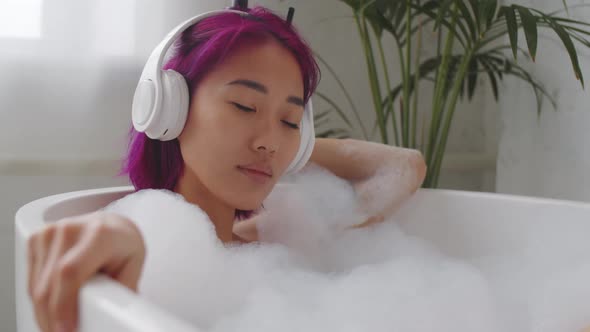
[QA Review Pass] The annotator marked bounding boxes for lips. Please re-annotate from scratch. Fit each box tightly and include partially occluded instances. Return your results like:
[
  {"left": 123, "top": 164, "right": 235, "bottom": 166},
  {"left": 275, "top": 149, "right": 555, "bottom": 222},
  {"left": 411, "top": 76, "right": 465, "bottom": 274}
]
[
  {"left": 237, "top": 163, "right": 273, "bottom": 184},
  {"left": 237, "top": 164, "right": 273, "bottom": 177}
]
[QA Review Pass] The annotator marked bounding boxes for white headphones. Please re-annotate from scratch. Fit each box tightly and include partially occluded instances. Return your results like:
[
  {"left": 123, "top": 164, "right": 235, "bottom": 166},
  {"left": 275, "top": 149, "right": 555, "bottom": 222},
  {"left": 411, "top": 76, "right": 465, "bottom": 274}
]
[{"left": 131, "top": 8, "right": 316, "bottom": 174}]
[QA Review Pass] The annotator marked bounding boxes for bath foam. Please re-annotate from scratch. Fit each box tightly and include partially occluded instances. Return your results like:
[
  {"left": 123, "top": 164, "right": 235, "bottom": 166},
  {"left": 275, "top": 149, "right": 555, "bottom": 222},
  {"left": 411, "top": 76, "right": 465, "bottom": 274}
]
[{"left": 104, "top": 166, "right": 590, "bottom": 332}]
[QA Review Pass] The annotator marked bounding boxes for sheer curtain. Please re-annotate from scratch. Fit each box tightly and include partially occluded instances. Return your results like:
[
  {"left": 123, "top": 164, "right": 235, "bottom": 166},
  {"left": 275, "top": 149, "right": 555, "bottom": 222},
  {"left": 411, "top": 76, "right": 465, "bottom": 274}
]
[{"left": 0, "top": 0, "right": 222, "bottom": 164}]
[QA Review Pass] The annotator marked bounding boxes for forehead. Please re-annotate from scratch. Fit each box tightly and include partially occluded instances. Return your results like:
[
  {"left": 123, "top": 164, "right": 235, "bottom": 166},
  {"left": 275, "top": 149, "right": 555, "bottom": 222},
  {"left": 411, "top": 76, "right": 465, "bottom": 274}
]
[{"left": 203, "top": 38, "right": 304, "bottom": 94}]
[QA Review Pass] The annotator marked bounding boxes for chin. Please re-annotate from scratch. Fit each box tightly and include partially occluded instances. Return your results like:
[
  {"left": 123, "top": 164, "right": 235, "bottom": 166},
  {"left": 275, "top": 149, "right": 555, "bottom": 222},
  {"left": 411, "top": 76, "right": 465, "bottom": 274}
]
[
  {"left": 224, "top": 179, "right": 277, "bottom": 211},
  {"left": 233, "top": 200, "right": 264, "bottom": 212},
  {"left": 230, "top": 191, "right": 271, "bottom": 212}
]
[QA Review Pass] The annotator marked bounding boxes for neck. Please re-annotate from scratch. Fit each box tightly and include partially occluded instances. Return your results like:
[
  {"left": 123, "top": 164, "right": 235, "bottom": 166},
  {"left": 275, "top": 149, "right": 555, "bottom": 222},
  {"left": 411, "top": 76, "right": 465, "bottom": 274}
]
[{"left": 173, "top": 168, "right": 236, "bottom": 243}]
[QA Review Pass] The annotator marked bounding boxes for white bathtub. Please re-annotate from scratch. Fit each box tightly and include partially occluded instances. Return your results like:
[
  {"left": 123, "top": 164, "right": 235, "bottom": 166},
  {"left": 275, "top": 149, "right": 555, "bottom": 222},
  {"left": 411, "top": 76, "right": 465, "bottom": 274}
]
[{"left": 14, "top": 186, "right": 590, "bottom": 331}]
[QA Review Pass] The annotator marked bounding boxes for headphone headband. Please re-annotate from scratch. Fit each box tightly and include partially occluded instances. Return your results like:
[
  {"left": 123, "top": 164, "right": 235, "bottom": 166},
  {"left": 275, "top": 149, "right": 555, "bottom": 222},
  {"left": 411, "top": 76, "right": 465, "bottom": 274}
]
[{"left": 134, "top": 9, "right": 249, "bottom": 130}]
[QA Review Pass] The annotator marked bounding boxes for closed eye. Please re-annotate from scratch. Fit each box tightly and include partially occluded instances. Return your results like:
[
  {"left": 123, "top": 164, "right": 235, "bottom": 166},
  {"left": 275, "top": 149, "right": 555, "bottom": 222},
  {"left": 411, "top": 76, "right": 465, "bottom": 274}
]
[
  {"left": 282, "top": 120, "right": 299, "bottom": 129},
  {"left": 230, "top": 101, "right": 299, "bottom": 129},
  {"left": 230, "top": 102, "right": 255, "bottom": 113}
]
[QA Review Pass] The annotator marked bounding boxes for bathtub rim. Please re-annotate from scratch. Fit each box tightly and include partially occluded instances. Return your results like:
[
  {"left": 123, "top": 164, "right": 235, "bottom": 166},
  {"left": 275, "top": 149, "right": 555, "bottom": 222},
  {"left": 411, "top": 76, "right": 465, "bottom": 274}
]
[
  {"left": 14, "top": 185, "right": 201, "bottom": 332},
  {"left": 15, "top": 185, "right": 590, "bottom": 331}
]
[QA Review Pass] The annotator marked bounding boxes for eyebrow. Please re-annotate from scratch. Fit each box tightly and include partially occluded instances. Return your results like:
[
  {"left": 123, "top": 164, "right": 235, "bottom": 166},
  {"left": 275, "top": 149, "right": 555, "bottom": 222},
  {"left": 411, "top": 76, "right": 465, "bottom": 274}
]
[{"left": 227, "top": 79, "right": 305, "bottom": 108}]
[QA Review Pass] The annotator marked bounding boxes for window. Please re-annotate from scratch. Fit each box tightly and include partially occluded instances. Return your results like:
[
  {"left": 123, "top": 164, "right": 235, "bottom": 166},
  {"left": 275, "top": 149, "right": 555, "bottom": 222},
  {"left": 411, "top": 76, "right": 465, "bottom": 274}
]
[{"left": 0, "top": 0, "right": 43, "bottom": 39}]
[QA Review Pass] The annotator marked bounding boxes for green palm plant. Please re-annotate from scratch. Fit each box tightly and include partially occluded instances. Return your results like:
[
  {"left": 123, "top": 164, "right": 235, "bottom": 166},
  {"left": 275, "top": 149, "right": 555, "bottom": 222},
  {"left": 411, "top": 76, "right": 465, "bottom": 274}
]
[
  {"left": 325, "top": 0, "right": 590, "bottom": 188},
  {"left": 314, "top": 108, "right": 351, "bottom": 138}
]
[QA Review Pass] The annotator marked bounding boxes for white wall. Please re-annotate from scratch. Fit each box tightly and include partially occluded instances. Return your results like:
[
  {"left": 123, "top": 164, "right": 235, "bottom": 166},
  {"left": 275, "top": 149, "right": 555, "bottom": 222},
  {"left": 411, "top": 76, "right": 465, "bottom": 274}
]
[
  {"left": 0, "top": 0, "right": 495, "bottom": 330},
  {"left": 496, "top": 0, "right": 590, "bottom": 201}
]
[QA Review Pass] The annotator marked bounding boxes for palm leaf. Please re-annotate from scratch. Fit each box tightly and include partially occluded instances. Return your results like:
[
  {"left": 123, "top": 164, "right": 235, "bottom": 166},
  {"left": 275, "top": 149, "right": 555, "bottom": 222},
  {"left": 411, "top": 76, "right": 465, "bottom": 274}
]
[
  {"left": 467, "top": 57, "right": 479, "bottom": 99},
  {"left": 512, "top": 6, "right": 587, "bottom": 87},
  {"left": 501, "top": 6, "right": 518, "bottom": 59},
  {"left": 413, "top": 1, "right": 469, "bottom": 48},
  {"left": 549, "top": 19, "right": 585, "bottom": 87},
  {"left": 314, "top": 52, "right": 368, "bottom": 138},
  {"left": 314, "top": 91, "right": 353, "bottom": 128},
  {"left": 562, "top": 0, "right": 569, "bottom": 16},
  {"left": 515, "top": 6, "right": 538, "bottom": 61},
  {"left": 467, "top": 0, "right": 482, "bottom": 36},
  {"left": 454, "top": 0, "right": 477, "bottom": 41},
  {"left": 479, "top": 59, "right": 499, "bottom": 100},
  {"left": 314, "top": 109, "right": 351, "bottom": 139},
  {"left": 381, "top": 57, "right": 440, "bottom": 120},
  {"left": 483, "top": 0, "right": 498, "bottom": 31}
]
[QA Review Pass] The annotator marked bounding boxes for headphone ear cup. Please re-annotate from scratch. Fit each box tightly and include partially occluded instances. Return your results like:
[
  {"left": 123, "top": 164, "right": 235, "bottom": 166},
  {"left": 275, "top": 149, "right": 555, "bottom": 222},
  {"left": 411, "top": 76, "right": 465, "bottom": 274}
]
[
  {"left": 284, "top": 100, "right": 316, "bottom": 174},
  {"left": 156, "top": 70, "right": 189, "bottom": 141},
  {"left": 132, "top": 79, "right": 156, "bottom": 133}
]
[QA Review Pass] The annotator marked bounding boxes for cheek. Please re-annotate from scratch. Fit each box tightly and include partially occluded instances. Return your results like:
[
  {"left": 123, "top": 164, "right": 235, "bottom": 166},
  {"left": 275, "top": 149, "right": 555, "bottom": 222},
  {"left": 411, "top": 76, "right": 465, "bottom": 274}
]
[
  {"left": 279, "top": 132, "right": 302, "bottom": 169},
  {"left": 180, "top": 109, "right": 231, "bottom": 170}
]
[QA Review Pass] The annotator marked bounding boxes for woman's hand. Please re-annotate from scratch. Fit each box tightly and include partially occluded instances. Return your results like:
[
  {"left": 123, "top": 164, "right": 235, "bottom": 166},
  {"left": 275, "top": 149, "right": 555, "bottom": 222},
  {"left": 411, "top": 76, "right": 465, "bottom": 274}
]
[
  {"left": 352, "top": 148, "right": 427, "bottom": 227},
  {"left": 309, "top": 138, "right": 426, "bottom": 229},
  {"left": 27, "top": 211, "right": 146, "bottom": 332}
]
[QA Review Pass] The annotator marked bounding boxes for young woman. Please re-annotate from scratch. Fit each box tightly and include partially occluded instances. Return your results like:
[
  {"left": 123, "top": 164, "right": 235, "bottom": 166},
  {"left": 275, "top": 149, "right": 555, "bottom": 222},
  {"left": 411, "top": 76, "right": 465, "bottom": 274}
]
[{"left": 27, "top": 6, "right": 426, "bottom": 332}]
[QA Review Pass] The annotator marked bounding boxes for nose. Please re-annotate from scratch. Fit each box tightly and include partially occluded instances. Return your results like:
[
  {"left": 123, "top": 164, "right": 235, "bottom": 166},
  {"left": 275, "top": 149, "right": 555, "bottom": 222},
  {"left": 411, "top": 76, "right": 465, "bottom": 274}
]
[
  {"left": 256, "top": 145, "right": 275, "bottom": 155},
  {"left": 251, "top": 119, "right": 279, "bottom": 156}
]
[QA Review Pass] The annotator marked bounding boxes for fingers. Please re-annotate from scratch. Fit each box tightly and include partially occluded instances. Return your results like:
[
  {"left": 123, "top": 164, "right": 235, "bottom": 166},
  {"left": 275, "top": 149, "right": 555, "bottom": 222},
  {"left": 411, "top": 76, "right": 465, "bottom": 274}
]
[
  {"left": 49, "top": 262, "right": 80, "bottom": 332},
  {"left": 48, "top": 218, "right": 145, "bottom": 328},
  {"left": 46, "top": 223, "right": 94, "bottom": 332},
  {"left": 28, "top": 228, "right": 55, "bottom": 332},
  {"left": 27, "top": 234, "right": 38, "bottom": 299},
  {"left": 87, "top": 219, "right": 145, "bottom": 291},
  {"left": 28, "top": 219, "right": 95, "bottom": 332},
  {"left": 27, "top": 212, "right": 145, "bottom": 332},
  {"left": 38, "top": 222, "right": 83, "bottom": 332},
  {"left": 106, "top": 254, "right": 144, "bottom": 292},
  {"left": 350, "top": 214, "right": 385, "bottom": 229},
  {"left": 46, "top": 220, "right": 116, "bottom": 332}
]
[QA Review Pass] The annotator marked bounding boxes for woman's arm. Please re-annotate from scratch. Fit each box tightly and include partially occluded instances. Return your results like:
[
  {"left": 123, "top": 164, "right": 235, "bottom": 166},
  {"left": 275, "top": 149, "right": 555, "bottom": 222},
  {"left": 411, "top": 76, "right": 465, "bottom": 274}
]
[
  {"left": 309, "top": 138, "right": 427, "bottom": 226},
  {"left": 233, "top": 138, "right": 427, "bottom": 241},
  {"left": 309, "top": 138, "right": 426, "bottom": 183}
]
